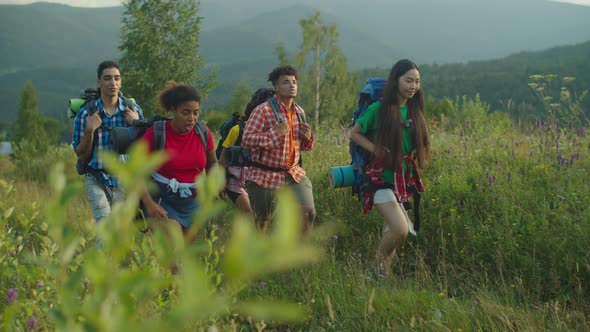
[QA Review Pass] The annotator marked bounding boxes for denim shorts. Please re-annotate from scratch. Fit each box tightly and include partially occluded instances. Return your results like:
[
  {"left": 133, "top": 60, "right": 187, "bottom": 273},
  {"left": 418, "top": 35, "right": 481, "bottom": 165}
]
[{"left": 143, "top": 180, "right": 199, "bottom": 229}]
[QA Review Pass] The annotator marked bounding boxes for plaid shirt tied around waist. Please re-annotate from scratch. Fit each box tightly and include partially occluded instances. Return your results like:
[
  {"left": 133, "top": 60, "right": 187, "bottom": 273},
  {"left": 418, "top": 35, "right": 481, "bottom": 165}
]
[{"left": 363, "top": 155, "right": 424, "bottom": 214}]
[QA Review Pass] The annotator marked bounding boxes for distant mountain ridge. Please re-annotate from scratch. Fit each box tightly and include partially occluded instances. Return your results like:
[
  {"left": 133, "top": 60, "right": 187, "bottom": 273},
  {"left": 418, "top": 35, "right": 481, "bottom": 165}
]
[{"left": 0, "top": 0, "right": 589, "bottom": 124}]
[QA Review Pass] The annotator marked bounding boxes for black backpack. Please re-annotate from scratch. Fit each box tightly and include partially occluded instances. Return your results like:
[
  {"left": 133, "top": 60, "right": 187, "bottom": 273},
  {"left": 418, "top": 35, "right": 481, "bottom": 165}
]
[
  {"left": 110, "top": 117, "right": 209, "bottom": 154},
  {"left": 215, "top": 112, "right": 243, "bottom": 159},
  {"left": 223, "top": 88, "right": 306, "bottom": 169}
]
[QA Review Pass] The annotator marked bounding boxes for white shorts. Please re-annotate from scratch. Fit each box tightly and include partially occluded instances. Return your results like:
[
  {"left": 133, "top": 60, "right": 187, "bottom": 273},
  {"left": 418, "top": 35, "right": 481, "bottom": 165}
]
[{"left": 373, "top": 188, "right": 397, "bottom": 204}]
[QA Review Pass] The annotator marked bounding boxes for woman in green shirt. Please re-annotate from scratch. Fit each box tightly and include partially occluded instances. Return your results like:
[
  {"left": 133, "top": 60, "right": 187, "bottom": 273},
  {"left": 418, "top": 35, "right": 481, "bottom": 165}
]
[{"left": 350, "top": 59, "right": 431, "bottom": 277}]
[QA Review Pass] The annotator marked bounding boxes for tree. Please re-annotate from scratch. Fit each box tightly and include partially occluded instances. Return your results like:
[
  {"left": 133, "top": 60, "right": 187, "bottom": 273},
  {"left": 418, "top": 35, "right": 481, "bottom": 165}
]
[
  {"left": 13, "top": 81, "right": 50, "bottom": 149},
  {"left": 294, "top": 12, "right": 356, "bottom": 128},
  {"left": 319, "top": 48, "right": 358, "bottom": 126},
  {"left": 119, "top": 0, "right": 217, "bottom": 115},
  {"left": 274, "top": 40, "right": 290, "bottom": 66},
  {"left": 225, "top": 80, "right": 253, "bottom": 116}
]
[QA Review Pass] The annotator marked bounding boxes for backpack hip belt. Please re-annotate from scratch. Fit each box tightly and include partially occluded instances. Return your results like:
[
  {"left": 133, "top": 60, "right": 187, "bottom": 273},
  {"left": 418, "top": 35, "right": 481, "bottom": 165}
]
[{"left": 250, "top": 161, "right": 294, "bottom": 173}]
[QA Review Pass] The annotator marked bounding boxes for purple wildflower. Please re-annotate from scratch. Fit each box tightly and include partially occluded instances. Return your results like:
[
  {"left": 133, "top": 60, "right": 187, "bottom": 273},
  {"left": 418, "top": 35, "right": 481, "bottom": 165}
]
[
  {"left": 546, "top": 118, "right": 554, "bottom": 128},
  {"left": 578, "top": 128, "right": 585, "bottom": 137},
  {"left": 259, "top": 281, "right": 266, "bottom": 289},
  {"left": 7, "top": 288, "right": 17, "bottom": 305},
  {"left": 26, "top": 316, "right": 39, "bottom": 331},
  {"left": 35, "top": 282, "right": 43, "bottom": 288},
  {"left": 464, "top": 120, "right": 471, "bottom": 128}
]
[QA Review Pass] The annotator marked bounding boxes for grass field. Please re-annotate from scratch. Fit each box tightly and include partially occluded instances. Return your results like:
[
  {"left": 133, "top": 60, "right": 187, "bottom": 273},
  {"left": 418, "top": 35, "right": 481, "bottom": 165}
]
[{"left": 1, "top": 101, "right": 589, "bottom": 331}]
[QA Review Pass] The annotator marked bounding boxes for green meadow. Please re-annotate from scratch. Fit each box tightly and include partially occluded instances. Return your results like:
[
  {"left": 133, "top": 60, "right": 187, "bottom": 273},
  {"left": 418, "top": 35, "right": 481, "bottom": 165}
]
[{"left": 1, "top": 96, "right": 589, "bottom": 331}]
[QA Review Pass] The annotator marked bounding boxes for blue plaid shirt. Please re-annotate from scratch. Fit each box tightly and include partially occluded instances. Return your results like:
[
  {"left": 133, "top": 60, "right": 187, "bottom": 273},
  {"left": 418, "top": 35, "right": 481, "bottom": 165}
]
[{"left": 72, "top": 97, "right": 144, "bottom": 187}]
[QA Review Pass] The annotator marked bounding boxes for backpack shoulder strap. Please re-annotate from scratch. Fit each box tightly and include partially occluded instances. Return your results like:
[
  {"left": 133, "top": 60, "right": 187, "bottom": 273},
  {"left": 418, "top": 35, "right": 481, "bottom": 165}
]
[
  {"left": 86, "top": 99, "right": 99, "bottom": 117},
  {"left": 122, "top": 96, "right": 136, "bottom": 112},
  {"left": 194, "top": 121, "right": 209, "bottom": 152},
  {"left": 153, "top": 120, "right": 166, "bottom": 151},
  {"left": 294, "top": 103, "right": 306, "bottom": 124},
  {"left": 267, "top": 96, "right": 284, "bottom": 122}
]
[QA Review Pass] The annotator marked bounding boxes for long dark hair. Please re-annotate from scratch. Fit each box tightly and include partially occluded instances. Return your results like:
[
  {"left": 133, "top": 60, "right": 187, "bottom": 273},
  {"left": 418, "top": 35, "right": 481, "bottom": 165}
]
[{"left": 377, "top": 59, "right": 430, "bottom": 169}]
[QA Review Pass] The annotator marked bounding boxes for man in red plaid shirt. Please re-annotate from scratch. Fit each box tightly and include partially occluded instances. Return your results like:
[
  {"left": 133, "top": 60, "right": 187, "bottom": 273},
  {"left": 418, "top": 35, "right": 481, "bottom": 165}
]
[{"left": 242, "top": 65, "right": 315, "bottom": 232}]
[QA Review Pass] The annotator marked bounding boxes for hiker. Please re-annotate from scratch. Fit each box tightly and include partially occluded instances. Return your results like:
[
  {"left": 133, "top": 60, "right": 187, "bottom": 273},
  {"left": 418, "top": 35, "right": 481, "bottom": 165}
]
[
  {"left": 139, "top": 81, "right": 217, "bottom": 242},
  {"left": 218, "top": 110, "right": 252, "bottom": 214},
  {"left": 349, "top": 59, "right": 431, "bottom": 277},
  {"left": 72, "top": 60, "right": 143, "bottom": 245},
  {"left": 241, "top": 65, "right": 315, "bottom": 232}
]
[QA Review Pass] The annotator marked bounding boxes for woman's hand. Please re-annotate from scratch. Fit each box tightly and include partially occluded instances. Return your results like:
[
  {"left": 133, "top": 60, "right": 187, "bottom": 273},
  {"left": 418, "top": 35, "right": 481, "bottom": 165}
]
[
  {"left": 372, "top": 145, "right": 390, "bottom": 160},
  {"left": 142, "top": 197, "right": 168, "bottom": 220}
]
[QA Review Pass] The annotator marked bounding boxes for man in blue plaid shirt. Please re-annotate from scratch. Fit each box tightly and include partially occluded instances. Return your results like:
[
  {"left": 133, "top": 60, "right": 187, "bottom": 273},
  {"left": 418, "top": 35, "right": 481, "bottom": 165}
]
[{"left": 72, "top": 60, "right": 144, "bottom": 244}]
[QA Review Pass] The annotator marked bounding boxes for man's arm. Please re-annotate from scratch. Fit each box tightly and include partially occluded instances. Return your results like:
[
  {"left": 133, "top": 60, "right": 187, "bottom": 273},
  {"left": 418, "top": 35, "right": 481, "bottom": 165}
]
[
  {"left": 73, "top": 108, "right": 101, "bottom": 161},
  {"left": 205, "top": 128, "right": 218, "bottom": 171},
  {"left": 123, "top": 102, "right": 144, "bottom": 125},
  {"left": 241, "top": 104, "right": 286, "bottom": 150},
  {"left": 299, "top": 122, "right": 314, "bottom": 151}
]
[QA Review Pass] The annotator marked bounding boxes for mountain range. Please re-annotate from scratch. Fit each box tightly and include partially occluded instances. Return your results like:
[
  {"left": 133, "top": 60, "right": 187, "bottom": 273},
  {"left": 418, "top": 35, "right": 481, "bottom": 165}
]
[{"left": 0, "top": 0, "right": 589, "bottom": 123}]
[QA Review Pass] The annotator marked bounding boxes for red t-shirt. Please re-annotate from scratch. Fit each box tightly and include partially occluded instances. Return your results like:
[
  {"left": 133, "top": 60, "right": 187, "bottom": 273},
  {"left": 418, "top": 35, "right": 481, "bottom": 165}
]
[{"left": 141, "top": 121, "right": 214, "bottom": 183}]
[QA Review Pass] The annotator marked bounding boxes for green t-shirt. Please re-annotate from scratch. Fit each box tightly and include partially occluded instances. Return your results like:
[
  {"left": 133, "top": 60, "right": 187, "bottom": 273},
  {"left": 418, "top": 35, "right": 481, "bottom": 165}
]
[{"left": 356, "top": 101, "right": 412, "bottom": 184}]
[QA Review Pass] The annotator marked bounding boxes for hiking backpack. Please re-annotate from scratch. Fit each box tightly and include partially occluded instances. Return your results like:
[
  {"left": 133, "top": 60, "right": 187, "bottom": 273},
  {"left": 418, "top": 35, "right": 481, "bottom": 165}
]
[
  {"left": 223, "top": 88, "right": 306, "bottom": 169},
  {"left": 348, "top": 78, "right": 423, "bottom": 231},
  {"left": 349, "top": 78, "right": 387, "bottom": 201},
  {"left": 215, "top": 112, "right": 243, "bottom": 159},
  {"left": 68, "top": 88, "right": 136, "bottom": 119}
]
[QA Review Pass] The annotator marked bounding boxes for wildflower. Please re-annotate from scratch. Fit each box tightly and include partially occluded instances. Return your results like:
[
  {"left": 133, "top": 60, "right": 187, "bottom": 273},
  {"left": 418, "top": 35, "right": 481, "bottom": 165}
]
[
  {"left": 35, "top": 282, "right": 43, "bottom": 288},
  {"left": 7, "top": 288, "right": 17, "bottom": 305},
  {"left": 27, "top": 316, "right": 39, "bottom": 331},
  {"left": 259, "top": 281, "right": 266, "bottom": 289}
]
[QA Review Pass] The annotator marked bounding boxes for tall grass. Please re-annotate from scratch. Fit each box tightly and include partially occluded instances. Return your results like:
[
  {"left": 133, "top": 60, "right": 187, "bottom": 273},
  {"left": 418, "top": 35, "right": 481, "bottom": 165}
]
[{"left": 1, "top": 96, "right": 589, "bottom": 330}]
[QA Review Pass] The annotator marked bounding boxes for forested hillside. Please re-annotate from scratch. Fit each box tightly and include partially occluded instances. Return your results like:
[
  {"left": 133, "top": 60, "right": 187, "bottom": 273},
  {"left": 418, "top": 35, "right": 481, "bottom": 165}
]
[
  {"left": 0, "top": 1, "right": 589, "bottom": 129},
  {"left": 360, "top": 41, "right": 590, "bottom": 121}
]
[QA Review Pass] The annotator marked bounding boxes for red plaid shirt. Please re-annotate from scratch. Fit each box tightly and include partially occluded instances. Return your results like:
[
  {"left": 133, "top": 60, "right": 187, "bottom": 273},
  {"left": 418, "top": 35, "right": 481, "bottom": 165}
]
[{"left": 242, "top": 98, "right": 314, "bottom": 189}]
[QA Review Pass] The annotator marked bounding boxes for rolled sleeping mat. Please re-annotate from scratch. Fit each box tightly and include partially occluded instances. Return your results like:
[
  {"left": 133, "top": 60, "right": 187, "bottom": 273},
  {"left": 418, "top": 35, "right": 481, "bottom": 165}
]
[
  {"left": 68, "top": 99, "right": 86, "bottom": 118},
  {"left": 329, "top": 165, "right": 355, "bottom": 188}
]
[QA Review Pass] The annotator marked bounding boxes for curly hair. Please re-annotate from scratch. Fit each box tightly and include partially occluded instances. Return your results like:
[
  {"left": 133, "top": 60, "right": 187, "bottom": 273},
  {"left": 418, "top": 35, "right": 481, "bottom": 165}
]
[
  {"left": 158, "top": 81, "right": 201, "bottom": 111},
  {"left": 267, "top": 65, "right": 298, "bottom": 86}
]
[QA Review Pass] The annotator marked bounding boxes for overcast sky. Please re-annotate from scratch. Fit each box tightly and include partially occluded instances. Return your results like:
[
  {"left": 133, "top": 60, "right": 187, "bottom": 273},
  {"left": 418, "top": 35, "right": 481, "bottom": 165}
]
[{"left": 1, "top": 0, "right": 590, "bottom": 6}]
